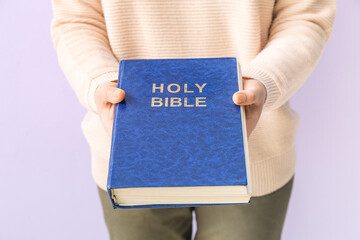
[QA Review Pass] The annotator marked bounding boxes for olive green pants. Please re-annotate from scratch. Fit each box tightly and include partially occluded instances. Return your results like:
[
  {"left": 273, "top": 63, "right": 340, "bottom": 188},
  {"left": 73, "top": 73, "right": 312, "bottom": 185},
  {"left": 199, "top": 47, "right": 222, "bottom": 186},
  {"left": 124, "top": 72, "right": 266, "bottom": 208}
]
[{"left": 97, "top": 175, "right": 294, "bottom": 240}]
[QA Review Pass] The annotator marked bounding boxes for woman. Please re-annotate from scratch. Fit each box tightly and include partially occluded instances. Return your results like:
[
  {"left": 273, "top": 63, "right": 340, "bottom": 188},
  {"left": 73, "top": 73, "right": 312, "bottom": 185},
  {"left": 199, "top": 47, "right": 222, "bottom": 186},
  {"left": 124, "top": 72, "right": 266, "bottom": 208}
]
[{"left": 50, "top": 0, "right": 336, "bottom": 239}]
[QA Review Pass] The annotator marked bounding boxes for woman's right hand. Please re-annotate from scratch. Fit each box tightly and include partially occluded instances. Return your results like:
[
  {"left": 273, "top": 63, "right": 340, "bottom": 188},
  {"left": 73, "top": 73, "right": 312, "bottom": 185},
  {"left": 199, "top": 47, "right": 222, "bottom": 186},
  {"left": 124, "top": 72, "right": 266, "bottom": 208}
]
[{"left": 94, "top": 81, "right": 126, "bottom": 137}]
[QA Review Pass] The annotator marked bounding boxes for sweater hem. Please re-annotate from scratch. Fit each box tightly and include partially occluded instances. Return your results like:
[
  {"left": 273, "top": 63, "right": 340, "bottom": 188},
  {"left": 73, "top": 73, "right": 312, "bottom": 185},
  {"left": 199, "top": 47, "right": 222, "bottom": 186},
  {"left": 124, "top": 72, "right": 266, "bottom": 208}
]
[{"left": 91, "top": 146, "right": 297, "bottom": 198}]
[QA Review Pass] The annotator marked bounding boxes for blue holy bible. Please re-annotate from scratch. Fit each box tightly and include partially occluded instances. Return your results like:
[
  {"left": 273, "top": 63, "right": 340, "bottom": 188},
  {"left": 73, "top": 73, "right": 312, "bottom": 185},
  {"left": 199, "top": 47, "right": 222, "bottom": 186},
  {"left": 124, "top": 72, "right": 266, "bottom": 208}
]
[{"left": 107, "top": 57, "right": 251, "bottom": 209}]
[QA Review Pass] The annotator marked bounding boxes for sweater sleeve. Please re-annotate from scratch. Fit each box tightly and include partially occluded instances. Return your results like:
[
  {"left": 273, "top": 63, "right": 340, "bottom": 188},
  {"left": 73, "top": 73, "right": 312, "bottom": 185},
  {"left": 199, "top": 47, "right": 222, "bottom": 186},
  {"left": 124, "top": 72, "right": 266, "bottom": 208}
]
[
  {"left": 242, "top": 0, "right": 336, "bottom": 111},
  {"left": 50, "top": 0, "right": 119, "bottom": 113}
]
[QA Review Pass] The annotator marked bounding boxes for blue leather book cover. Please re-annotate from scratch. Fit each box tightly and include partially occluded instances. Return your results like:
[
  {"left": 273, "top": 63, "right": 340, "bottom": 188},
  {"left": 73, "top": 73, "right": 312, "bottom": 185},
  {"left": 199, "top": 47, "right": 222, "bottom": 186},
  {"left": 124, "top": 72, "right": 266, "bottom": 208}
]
[{"left": 107, "top": 57, "right": 251, "bottom": 209}]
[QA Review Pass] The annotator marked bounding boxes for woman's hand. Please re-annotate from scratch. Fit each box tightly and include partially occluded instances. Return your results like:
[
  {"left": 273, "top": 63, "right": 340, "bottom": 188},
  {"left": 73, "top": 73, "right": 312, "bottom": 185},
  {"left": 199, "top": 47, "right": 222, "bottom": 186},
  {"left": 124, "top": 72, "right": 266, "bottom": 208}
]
[
  {"left": 232, "top": 78, "right": 267, "bottom": 138},
  {"left": 94, "top": 81, "right": 125, "bottom": 137}
]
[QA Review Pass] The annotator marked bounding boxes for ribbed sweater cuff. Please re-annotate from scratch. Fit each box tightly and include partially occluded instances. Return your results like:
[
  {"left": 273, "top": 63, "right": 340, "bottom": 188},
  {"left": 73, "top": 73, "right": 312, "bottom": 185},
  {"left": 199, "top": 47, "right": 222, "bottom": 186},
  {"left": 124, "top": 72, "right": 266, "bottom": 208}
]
[
  {"left": 88, "top": 72, "right": 119, "bottom": 113},
  {"left": 242, "top": 64, "right": 281, "bottom": 111}
]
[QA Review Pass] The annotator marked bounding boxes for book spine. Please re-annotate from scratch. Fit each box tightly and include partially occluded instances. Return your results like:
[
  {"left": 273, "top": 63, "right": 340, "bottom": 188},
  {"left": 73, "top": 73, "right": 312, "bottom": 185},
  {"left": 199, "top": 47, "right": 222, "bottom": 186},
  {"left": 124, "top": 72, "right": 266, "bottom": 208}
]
[{"left": 107, "top": 60, "right": 126, "bottom": 209}]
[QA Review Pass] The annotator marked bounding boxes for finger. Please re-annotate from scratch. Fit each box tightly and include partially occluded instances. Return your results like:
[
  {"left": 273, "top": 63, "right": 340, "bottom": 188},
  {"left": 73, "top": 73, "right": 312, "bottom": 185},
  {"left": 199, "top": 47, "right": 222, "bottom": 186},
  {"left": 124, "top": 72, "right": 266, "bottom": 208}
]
[
  {"left": 104, "top": 86, "right": 126, "bottom": 104},
  {"left": 232, "top": 89, "right": 257, "bottom": 106},
  {"left": 99, "top": 108, "right": 115, "bottom": 137},
  {"left": 99, "top": 112, "right": 114, "bottom": 137},
  {"left": 244, "top": 105, "right": 262, "bottom": 138}
]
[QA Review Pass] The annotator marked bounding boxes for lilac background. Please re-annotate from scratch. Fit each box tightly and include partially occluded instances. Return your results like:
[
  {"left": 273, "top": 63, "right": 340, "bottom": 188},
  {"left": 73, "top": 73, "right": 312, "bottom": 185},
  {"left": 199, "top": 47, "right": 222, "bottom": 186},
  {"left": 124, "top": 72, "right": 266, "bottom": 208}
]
[{"left": 0, "top": 1, "right": 359, "bottom": 239}]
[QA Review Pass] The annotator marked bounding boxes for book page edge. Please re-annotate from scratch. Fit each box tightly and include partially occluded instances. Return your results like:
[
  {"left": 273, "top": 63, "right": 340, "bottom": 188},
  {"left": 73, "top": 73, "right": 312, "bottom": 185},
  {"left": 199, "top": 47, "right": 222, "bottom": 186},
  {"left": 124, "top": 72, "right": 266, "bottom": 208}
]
[{"left": 236, "top": 58, "right": 252, "bottom": 196}]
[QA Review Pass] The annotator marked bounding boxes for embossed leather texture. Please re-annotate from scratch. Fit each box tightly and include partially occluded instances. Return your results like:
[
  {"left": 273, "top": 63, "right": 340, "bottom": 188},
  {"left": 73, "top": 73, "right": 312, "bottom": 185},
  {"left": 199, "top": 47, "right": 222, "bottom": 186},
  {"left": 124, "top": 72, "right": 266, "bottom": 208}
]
[{"left": 107, "top": 57, "right": 248, "bottom": 208}]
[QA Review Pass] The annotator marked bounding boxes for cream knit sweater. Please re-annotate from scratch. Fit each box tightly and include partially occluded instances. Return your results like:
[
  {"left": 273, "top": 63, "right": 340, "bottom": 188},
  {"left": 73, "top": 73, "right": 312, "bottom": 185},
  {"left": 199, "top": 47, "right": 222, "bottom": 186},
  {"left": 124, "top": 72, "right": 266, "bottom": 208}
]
[{"left": 50, "top": 0, "right": 336, "bottom": 196}]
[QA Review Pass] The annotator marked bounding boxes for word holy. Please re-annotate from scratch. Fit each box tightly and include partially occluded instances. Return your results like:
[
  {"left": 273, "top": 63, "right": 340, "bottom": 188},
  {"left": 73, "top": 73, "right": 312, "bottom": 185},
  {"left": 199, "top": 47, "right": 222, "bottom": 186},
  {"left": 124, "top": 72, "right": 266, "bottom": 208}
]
[{"left": 151, "top": 83, "right": 207, "bottom": 107}]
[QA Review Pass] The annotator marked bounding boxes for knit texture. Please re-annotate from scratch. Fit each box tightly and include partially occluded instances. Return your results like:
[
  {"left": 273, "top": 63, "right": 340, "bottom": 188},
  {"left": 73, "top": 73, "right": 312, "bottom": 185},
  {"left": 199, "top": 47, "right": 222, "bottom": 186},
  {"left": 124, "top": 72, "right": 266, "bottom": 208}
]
[{"left": 51, "top": 0, "right": 336, "bottom": 196}]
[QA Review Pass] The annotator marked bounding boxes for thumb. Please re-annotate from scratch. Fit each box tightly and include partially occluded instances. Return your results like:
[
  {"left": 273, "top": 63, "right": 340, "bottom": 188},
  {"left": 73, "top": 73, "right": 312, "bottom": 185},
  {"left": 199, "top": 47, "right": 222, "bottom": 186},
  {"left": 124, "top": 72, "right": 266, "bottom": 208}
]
[
  {"left": 232, "top": 90, "right": 257, "bottom": 106},
  {"left": 104, "top": 86, "right": 126, "bottom": 104}
]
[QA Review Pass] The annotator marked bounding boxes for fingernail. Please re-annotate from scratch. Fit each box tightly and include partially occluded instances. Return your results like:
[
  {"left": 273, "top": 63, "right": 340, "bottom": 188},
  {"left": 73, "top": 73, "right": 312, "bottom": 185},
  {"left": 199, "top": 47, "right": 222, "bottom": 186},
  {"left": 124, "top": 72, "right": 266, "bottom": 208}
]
[
  {"left": 114, "top": 89, "right": 121, "bottom": 98},
  {"left": 237, "top": 93, "right": 245, "bottom": 103}
]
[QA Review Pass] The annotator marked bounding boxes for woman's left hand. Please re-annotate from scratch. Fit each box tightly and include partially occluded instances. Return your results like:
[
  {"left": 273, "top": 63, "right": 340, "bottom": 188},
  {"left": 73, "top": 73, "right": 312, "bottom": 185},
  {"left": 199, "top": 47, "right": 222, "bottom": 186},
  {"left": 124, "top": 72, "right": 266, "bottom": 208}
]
[{"left": 232, "top": 78, "right": 267, "bottom": 138}]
